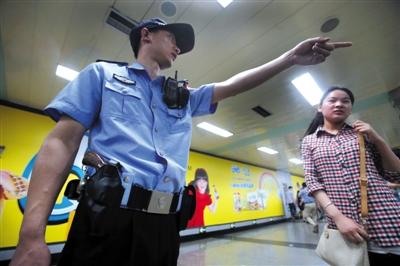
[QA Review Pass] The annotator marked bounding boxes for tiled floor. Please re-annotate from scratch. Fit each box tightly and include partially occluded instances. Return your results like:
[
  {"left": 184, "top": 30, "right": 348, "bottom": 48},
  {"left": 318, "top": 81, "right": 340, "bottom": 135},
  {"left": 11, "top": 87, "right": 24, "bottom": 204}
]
[{"left": 178, "top": 221, "right": 328, "bottom": 266}]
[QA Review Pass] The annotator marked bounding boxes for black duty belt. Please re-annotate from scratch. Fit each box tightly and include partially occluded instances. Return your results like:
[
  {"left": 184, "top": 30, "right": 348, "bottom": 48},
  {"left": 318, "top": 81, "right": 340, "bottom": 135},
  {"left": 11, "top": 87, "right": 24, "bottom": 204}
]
[{"left": 125, "top": 185, "right": 180, "bottom": 214}]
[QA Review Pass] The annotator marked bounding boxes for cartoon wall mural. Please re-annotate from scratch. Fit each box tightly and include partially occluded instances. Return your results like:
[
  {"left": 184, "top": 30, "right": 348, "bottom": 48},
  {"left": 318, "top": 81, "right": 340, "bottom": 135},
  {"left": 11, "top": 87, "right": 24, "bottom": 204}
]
[{"left": 0, "top": 171, "right": 29, "bottom": 216}]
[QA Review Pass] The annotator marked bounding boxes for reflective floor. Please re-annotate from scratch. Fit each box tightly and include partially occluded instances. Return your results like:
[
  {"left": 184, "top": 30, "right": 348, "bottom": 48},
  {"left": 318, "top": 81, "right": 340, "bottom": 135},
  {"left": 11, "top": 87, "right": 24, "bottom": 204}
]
[{"left": 178, "top": 221, "right": 328, "bottom": 266}]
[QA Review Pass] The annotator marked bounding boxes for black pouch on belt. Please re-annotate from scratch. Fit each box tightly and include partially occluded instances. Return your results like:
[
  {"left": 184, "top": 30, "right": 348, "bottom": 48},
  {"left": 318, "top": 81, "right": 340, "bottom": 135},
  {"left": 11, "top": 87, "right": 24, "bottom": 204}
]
[
  {"left": 178, "top": 185, "right": 196, "bottom": 231},
  {"left": 81, "top": 164, "right": 124, "bottom": 236}
]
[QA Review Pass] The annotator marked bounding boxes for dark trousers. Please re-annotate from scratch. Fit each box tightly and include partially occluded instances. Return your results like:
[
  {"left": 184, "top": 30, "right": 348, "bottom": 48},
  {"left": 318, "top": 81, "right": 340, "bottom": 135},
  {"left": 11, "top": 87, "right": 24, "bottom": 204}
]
[
  {"left": 288, "top": 203, "right": 296, "bottom": 218},
  {"left": 58, "top": 202, "right": 180, "bottom": 266},
  {"left": 368, "top": 251, "right": 400, "bottom": 266}
]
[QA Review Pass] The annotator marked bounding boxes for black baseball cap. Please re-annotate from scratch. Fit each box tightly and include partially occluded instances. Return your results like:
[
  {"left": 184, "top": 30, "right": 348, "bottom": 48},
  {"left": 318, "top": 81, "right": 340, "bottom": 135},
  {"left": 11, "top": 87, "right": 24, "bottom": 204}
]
[{"left": 130, "top": 18, "right": 195, "bottom": 55}]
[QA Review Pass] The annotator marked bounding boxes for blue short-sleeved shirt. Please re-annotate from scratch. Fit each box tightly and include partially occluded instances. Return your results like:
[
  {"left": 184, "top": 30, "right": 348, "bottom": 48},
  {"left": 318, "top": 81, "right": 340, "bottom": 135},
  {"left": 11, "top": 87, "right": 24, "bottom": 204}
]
[
  {"left": 299, "top": 188, "right": 315, "bottom": 204},
  {"left": 45, "top": 62, "right": 217, "bottom": 206}
]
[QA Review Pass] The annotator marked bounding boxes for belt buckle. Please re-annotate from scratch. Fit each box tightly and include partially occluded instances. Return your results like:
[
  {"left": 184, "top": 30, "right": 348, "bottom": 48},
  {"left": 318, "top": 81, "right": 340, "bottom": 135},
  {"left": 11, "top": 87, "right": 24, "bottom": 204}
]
[{"left": 147, "top": 190, "right": 173, "bottom": 214}]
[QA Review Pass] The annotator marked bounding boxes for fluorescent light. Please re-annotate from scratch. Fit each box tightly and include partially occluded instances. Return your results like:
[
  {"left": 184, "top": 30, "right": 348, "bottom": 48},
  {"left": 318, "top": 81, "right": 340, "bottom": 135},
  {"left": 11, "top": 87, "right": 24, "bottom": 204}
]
[
  {"left": 289, "top": 158, "right": 303, "bottom": 165},
  {"left": 291, "top": 73, "right": 323, "bottom": 106},
  {"left": 257, "top": 146, "right": 278, "bottom": 155},
  {"left": 197, "top": 122, "right": 233, "bottom": 138},
  {"left": 217, "top": 0, "right": 233, "bottom": 8},
  {"left": 56, "top": 65, "right": 79, "bottom": 81}
]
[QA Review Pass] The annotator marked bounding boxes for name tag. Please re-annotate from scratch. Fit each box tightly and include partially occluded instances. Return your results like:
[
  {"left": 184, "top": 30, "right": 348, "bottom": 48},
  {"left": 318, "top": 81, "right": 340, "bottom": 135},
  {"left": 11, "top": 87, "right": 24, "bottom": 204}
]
[{"left": 113, "top": 74, "right": 136, "bottom": 85}]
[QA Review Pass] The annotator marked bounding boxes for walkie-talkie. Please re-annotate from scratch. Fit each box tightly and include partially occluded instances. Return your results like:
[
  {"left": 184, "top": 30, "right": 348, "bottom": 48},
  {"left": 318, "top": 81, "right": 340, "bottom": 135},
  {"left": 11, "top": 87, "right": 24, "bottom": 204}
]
[{"left": 163, "top": 71, "right": 189, "bottom": 109}]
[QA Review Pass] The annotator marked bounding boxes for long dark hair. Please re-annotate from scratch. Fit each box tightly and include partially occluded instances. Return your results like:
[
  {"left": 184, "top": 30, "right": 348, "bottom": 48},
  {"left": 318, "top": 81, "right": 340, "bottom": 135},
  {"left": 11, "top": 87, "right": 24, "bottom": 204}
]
[
  {"left": 303, "top": 86, "right": 354, "bottom": 136},
  {"left": 189, "top": 168, "right": 210, "bottom": 194}
]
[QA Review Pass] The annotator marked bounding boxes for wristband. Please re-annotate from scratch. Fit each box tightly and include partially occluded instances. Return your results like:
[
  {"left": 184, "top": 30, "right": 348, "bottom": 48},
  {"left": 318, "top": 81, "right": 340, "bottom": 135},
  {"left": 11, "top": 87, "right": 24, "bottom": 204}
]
[{"left": 323, "top": 201, "right": 334, "bottom": 211}]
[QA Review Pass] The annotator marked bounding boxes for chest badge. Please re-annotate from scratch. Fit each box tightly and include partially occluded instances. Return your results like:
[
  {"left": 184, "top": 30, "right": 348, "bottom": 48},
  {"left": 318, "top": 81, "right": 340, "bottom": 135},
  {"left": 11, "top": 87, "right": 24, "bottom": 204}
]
[{"left": 113, "top": 74, "right": 136, "bottom": 85}]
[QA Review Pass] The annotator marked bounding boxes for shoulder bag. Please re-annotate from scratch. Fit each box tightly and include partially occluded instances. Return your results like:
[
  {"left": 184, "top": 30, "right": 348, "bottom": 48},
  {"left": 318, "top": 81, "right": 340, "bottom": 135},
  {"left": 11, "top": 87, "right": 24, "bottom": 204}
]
[{"left": 315, "top": 133, "right": 370, "bottom": 266}]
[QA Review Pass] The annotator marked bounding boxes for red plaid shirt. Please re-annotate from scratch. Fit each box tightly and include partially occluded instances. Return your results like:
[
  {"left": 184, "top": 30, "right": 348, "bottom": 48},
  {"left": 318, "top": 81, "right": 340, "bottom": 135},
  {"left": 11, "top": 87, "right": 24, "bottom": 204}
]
[{"left": 301, "top": 124, "right": 400, "bottom": 247}]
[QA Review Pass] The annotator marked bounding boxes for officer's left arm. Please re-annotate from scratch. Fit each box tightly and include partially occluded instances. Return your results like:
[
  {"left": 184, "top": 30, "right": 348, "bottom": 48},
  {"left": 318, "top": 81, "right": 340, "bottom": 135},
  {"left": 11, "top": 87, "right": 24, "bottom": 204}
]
[{"left": 212, "top": 37, "right": 352, "bottom": 103}]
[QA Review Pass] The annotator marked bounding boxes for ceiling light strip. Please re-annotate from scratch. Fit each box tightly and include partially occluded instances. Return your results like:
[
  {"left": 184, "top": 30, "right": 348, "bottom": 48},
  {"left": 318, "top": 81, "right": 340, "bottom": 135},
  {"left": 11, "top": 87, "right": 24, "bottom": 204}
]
[{"left": 197, "top": 122, "right": 233, "bottom": 138}]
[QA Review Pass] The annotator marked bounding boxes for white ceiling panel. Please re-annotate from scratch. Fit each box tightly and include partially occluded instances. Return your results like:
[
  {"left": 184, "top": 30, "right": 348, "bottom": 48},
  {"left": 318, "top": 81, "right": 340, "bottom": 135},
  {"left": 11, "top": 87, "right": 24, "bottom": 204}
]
[
  {"left": 58, "top": 1, "right": 113, "bottom": 70},
  {"left": 29, "top": 2, "right": 75, "bottom": 108},
  {"left": 113, "top": 0, "right": 154, "bottom": 22}
]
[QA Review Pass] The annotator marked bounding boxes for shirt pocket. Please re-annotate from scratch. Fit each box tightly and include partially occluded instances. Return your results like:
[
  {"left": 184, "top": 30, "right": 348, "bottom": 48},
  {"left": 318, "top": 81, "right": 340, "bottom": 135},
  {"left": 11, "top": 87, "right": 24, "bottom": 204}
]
[
  {"left": 166, "top": 108, "right": 191, "bottom": 133},
  {"left": 312, "top": 143, "right": 337, "bottom": 170},
  {"left": 103, "top": 81, "right": 142, "bottom": 120}
]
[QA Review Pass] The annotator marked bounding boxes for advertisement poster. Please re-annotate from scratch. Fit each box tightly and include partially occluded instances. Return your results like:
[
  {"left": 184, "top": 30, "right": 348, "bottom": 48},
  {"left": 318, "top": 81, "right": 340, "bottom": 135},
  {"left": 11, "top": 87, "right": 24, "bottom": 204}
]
[
  {"left": 185, "top": 153, "right": 303, "bottom": 227},
  {"left": 0, "top": 105, "right": 304, "bottom": 250}
]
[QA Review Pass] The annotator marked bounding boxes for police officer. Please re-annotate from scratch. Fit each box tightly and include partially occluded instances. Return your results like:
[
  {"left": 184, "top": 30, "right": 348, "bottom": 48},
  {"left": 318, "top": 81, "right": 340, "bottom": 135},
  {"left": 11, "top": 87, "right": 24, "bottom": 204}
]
[{"left": 11, "top": 18, "right": 351, "bottom": 266}]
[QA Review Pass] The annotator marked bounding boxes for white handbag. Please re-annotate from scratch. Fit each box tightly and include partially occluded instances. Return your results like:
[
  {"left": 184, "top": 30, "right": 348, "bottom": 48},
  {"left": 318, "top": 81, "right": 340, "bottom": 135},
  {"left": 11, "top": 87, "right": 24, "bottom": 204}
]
[
  {"left": 316, "top": 225, "right": 369, "bottom": 266},
  {"left": 315, "top": 134, "right": 370, "bottom": 266}
]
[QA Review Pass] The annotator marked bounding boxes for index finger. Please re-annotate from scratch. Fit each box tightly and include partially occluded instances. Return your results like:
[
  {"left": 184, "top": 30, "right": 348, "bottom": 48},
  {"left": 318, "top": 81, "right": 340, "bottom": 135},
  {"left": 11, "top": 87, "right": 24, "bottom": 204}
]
[{"left": 331, "top": 41, "right": 353, "bottom": 48}]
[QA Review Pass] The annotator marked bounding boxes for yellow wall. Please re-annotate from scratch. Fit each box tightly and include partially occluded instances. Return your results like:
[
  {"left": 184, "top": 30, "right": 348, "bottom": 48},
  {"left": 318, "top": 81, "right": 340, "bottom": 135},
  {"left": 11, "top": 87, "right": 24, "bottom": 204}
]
[
  {"left": 1, "top": 105, "right": 72, "bottom": 247},
  {"left": 0, "top": 105, "right": 304, "bottom": 248}
]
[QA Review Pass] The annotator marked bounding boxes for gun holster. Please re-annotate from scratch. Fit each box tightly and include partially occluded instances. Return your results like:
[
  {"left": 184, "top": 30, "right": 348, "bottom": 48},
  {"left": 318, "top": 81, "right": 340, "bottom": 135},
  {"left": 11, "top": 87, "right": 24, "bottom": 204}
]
[
  {"left": 178, "top": 185, "right": 196, "bottom": 231},
  {"left": 81, "top": 164, "right": 124, "bottom": 236},
  {"left": 64, "top": 179, "right": 80, "bottom": 200}
]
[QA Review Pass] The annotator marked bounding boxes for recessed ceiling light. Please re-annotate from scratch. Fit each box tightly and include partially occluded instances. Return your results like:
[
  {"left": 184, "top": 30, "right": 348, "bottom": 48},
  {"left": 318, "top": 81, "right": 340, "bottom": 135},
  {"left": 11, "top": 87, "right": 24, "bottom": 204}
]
[
  {"left": 56, "top": 65, "right": 79, "bottom": 81},
  {"left": 291, "top": 73, "right": 323, "bottom": 106},
  {"left": 321, "top": 17, "right": 339, "bottom": 33},
  {"left": 197, "top": 122, "right": 233, "bottom": 138},
  {"left": 161, "top": 1, "right": 177, "bottom": 17},
  {"left": 289, "top": 158, "right": 303, "bottom": 165},
  {"left": 217, "top": 0, "right": 233, "bottom": 8},
  {"left": 257, "top": 146, "right": 278, "bottom": 155}
]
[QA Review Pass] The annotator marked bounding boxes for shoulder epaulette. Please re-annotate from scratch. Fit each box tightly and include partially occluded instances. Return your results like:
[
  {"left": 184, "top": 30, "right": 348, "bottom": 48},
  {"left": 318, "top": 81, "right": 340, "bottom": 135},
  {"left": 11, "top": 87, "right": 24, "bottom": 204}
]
[{"left": 96, "top": 59, "right": 128, "bottom": 66}]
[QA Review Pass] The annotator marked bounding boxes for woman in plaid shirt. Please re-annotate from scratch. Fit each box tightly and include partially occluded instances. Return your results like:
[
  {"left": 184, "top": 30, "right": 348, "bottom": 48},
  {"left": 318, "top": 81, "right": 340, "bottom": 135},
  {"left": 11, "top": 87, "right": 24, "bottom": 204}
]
[{"left": 301, "top": 87, "right": 400, "bottom": 264}]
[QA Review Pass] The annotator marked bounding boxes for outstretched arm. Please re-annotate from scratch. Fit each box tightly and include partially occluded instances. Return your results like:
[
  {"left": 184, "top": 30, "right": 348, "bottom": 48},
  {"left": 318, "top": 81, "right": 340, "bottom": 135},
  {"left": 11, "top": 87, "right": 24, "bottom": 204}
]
[
  {"left": 212, "top": 37, "right": 352, "bottom": 103},
  {"left": 11, "top": 116, "right": 86, "bottom": 266}
]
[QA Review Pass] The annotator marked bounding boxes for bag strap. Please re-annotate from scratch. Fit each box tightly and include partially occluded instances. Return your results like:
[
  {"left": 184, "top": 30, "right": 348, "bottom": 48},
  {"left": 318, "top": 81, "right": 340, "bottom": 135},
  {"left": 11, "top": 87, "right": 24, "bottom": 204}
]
[{"left": 358, "top": 133, "right": 368, "bottom": 221}]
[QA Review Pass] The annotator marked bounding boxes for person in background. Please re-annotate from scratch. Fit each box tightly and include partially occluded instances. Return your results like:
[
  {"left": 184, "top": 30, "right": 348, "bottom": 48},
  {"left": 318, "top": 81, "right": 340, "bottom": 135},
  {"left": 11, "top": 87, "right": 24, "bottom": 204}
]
[
  {"left": 11, "top": 17, "right": 351, "bottom": 266},
  {"left": 187, "top": 168, "right": 218, "bottom": 228},
  {"left": 285, "top": 185, "right": 297, "bottom": 221},
  {"left": 296, "top": 185, "right": 305, "bottom": 219},
  {"left": 301, "top": 86, "right": 400, "bottom": 264},
  {"left": 299, "top": 182, "right": 318, "bottom": 233}
]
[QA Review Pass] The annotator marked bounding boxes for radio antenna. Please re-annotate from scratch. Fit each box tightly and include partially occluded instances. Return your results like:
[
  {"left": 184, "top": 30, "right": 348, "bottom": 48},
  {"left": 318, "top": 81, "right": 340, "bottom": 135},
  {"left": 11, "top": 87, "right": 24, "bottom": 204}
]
[{"left": 175, "top": 70, "right": 178, "bottom": 80}]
